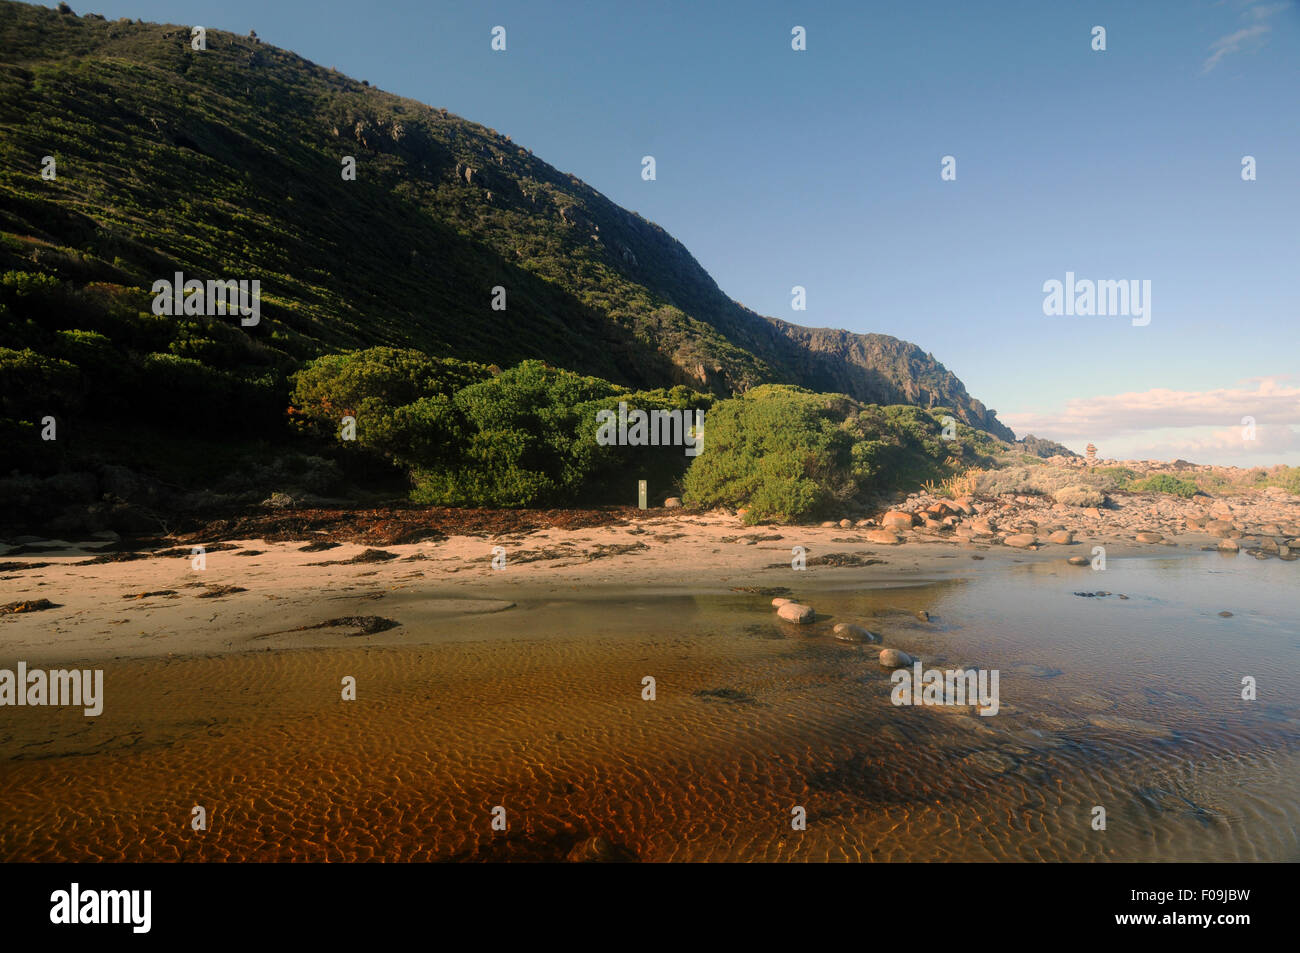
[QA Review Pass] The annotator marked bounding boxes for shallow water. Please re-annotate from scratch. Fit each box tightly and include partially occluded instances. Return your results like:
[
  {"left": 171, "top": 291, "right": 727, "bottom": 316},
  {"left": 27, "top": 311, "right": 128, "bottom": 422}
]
[{"left": 1, "top": 553, "right": 1297, "bottom": 861}]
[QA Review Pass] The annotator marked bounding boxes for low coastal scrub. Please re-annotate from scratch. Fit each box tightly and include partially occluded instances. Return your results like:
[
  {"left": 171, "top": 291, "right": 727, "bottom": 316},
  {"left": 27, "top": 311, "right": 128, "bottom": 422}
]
[
  {"left": 967, "top": 465, "right": 1116, "bottom": 499},
  {"left": 1054, "top": 484, "right": 1107, "bottom": 507},
  {"left": 290, "top": 348, "right": 709, "bottom": 507},
  {"left": 1129, "top": 474, "right": 1199, "bottom": 498},
  {"left": 681, "top": 385, "right": 1003, "bottom": 523}
]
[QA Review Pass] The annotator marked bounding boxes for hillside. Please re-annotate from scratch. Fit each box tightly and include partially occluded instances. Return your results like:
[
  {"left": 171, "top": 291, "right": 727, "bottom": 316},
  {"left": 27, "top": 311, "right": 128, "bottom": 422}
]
[{"left": 0, "top": 0, "right": 1013, "bottom": 440}]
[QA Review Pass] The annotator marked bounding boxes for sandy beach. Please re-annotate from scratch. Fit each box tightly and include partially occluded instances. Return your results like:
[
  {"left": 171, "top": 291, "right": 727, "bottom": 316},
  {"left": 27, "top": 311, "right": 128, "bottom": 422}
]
[{"left": 4, "top": 486, "right": 1297, "bottom": 664}]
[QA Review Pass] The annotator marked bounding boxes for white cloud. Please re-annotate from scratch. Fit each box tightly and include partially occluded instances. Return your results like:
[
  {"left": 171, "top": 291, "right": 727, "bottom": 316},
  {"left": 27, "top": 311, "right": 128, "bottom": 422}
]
[
  {"left": 1203, "top": 2, "right": 1288, "bottom": 72},
  {"left": 1002, "top": 377, "right": 1300, "bottom": 464},
  {"left": 1111, "top": 424, "right": 1300, "bottom": 462}
]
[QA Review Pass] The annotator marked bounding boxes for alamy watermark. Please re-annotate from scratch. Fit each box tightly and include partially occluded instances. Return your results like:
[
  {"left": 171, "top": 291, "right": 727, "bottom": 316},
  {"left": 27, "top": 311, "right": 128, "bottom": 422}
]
[
  {"left": 151, "top": 271, "right": 261, "bottom": 326},
  {"left": 1042, "top": 272, "right": 1150, "bottom": 326},
  {"left": 596, "top": 403, "right": 704, "bottom": 456},
  {"left": 0, "top": 662, "right": 103, "bottom": 716},
  {"left": 50, "top": 883, "right": 150, "bottom": 933},
  {"left": 890, "top": 661, "right": 1000, "bottom": 716}
]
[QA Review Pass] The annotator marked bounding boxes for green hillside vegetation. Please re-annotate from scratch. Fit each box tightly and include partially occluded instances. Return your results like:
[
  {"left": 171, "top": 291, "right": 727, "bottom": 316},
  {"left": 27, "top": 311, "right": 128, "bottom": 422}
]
[
  {"left": 0, "top": 1, "right": 1021, "bottom": 531},
  {"left": 0, "top": 1, "right": 1012, "bottom": 428}
]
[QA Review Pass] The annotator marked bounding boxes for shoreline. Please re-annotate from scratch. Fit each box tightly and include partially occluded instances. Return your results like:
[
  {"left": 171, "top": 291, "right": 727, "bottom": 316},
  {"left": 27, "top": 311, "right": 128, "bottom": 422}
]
[{"left": 3, "top": 493, "right": 1293, "bottom": 665}]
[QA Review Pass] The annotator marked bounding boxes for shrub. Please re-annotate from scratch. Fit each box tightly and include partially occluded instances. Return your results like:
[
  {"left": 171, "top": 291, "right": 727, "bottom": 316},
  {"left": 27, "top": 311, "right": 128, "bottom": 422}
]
[
  {"left": 292, "top": 349, "right": 709, "bottom": 507},
  {"left": 681, "top": 388, "right": 1006, "bottom": 523},
  {"left": 1129, "top": 474, "right": 1198, "bottom": 498},
  {"left": 682, "top": 385, "right": 856, "bottom": 523},
  {"left": 1055, "top": 484, "right": 1107, "bottom": 507},
  {"left": 0, "top": 347, "right": 80, "bottom": 416},
  {"left": 1267, "top": 467, "right": 1300, "bottom": 495},
  {"left": 1095, "top": 466, "right": 1138, "bottom": 489}
]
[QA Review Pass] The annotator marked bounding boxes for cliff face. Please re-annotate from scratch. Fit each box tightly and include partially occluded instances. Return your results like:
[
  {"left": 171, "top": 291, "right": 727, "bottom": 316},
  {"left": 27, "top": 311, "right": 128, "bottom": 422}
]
[{"left": 0, "top": 1, "right": 1013, "bottom": 439}]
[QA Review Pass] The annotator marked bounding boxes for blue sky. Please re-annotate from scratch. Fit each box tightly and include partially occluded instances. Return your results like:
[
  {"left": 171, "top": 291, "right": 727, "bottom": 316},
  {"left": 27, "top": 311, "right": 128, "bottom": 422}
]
[{"left": 54, "top": 0, "right": 1300, "bottom": 464}]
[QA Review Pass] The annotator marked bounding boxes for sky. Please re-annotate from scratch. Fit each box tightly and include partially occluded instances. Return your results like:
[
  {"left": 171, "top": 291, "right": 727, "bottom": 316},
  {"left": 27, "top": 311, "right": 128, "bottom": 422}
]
[{"left": 46, "top": 0, "right": 1300, "bottom": 465}]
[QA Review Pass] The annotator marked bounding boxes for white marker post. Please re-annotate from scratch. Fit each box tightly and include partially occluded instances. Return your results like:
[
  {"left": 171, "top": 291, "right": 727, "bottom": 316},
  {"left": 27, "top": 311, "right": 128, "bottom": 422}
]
[{"left": 638, "top": 480, "right": 647, "bottom": 510}]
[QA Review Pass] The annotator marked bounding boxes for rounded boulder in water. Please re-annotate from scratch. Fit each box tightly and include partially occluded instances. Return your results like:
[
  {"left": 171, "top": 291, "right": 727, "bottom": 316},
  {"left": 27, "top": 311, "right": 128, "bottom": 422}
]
[
  {"left": 777, "top": 602, "right": 815, "bottom": 624},
  {"left": 833, "top": 623, "right": 879, "bottom": 643},
  {"left": 878, "top": 648, "right": 914, "bottom": 668}
]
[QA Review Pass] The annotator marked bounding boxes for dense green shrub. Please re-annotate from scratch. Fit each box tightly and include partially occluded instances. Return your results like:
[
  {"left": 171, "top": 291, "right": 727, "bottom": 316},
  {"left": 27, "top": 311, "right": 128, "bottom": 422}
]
[
  {"left": 1095, "top": 466, "right": 1138, "bottom": 488},
  {"left": 681, "top": 385, "right": 856, "bottom": 522},
  {"left": 1129, "top": 474, "right": 1199, "bottom": 498},
  {"left": 291, "top": 349, "right": 709, "bottom": 506},
  {"left": 682, "top": 387, "right": 1004, "bottom": 523}
]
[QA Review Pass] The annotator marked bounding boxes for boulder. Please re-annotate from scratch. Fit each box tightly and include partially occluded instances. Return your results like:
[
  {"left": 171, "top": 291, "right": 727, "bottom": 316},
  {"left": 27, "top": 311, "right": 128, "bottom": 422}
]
[
  {"left": 1135, "top": 531, "right": 1163, "bottom": 544},
  {"left": 777, "top": 602, "right": 815, "bottom": 624},
  {"left": 1003, "top": 533, "right": 1037, "bottom": 548},
  {"left": 1205, "top": 520, "right": 1238, "bottom": 538},
  {"left": 663, "top": 497, "right": 683, "bottom": 509},
  {"left": 832, "top": 623, "right": 879, "bottom": 644},
  {"left": 1048, "top": 530, "right": 1075, "bottom": 544},
  {"left": 881, "top": 510, "right": 918, "bottom": 531},
  {"left": 1067, "top": 555, "right": 1090, "bottom": 566},
  {"left": 865, "top": 529, "right": 902, "bottom": 545},
  {"left": 771, "top": 597, "right": 792, "bottom": 608},
  {"left": 878, "top": 648, "right": 914, "bottom": 668}
]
